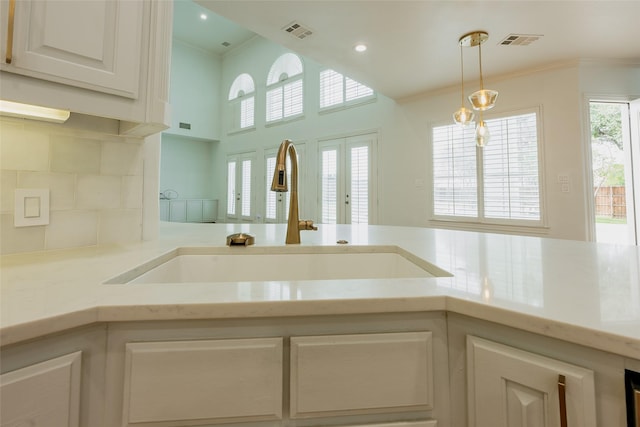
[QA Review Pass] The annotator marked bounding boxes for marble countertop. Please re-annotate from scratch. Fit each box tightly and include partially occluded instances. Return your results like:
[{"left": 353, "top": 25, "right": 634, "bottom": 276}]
[{"left": 1, "top": 223, "right": 639, "bottom": 359}]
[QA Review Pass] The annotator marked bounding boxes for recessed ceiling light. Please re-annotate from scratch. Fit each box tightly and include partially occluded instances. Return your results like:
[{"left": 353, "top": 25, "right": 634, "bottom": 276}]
[
  {"left": 200, "top": 13, "right": 207, "bottom": 20},
  {"left": 354, "top": 44, "right": 367, "bottom": 53}
]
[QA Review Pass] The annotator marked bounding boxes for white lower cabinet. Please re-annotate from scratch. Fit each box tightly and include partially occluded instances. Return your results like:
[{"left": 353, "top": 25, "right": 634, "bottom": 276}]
[
  {"left": 122, "top": 338, "right": 283, "bottom": 426},
  {"left": 466, "top": 335, "right": 597, "bottom": 427},
  {"left": 0, "top": 351, "right": 82, "bottom": 427},
  {"left": 290, "top": 332, "right": 434, "bottom": 418}
]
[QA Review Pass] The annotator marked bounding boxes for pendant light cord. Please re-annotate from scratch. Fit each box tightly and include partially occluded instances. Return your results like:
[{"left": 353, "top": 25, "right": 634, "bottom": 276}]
[
  {"left": 478, "top": 38, "right": 484, "bottom": 91},
  {"left": 460, "top": 45, "right": 465, "bottom": 105}
]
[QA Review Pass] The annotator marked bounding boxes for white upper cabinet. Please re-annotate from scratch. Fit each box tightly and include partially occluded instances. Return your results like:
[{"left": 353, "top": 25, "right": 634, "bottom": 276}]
[
  {"left": 2, "top": 0, "right": 142, "bottom": 98},
  {"left": 0, "top": 0, "right": 172, "bottom": 136}
]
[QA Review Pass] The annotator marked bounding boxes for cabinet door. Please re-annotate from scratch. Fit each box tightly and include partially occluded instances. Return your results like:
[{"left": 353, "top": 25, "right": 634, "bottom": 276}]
[
  {"left": 168, "top": 200, "right": 186, "bottom": 222},
  {"left": 467, "top": 336, "right": 597, "bottom": 427},
  {"left": 186, "top": 200, "right": 203, "bottom": 223},
  {"left": 290, "top": 332, "right": 434, "bottom": 418},
  {"left": 2, "top": 0, "right": 143, "bottom": 98},
  {"left": 123, "top": 338, "right": 283, "bottom": 426},
  {"left": 202, "top": 199, "right": 218, "bottom": 222},
  {"left": 0, "top": 351, "right": 82, "bottom": 427}
]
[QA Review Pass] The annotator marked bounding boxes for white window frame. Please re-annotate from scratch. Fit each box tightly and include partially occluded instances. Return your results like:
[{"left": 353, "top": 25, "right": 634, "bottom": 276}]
[
  {"left": 429, "top": 108, "right": 546, "bottom": 228},
  {"left": 228, "top": 73, "right": 256, "bottom": 134},
  {"left": 319, "top": 69, "right": 375, "bottom": 112},
  {"left": 266, "top": 53, "right": 304, "bottom": 124}
]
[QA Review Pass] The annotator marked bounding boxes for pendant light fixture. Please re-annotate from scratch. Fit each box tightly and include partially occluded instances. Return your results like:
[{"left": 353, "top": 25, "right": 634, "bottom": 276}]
[
  {"left": 457, "top": 31, "right": 498, "bottom": 146},
  {"left": 452, "top": 42, "right": 474, "bottom": 126},
  {"left": 461, "top": 31, "right": 498, "bottom": 111}
]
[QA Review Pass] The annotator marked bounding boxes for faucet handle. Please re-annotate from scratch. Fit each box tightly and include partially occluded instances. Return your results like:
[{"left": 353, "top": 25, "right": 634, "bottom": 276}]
[{"left": 299, "top": 220, "right": 318, "bottom": 231}]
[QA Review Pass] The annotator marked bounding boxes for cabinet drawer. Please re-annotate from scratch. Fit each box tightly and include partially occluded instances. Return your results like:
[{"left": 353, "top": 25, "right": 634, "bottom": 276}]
[
  {"left": 467, "top": 335, "right": 596, "bottom": 427},
  {"left": 1, "top": 351, "right": 82, "bottom": 427},
  {"left": 290, "top": 332, "right": 434, "bottom": 418},
  {"left": 123, "top": 337, "right": 283, "bottom": 426}
]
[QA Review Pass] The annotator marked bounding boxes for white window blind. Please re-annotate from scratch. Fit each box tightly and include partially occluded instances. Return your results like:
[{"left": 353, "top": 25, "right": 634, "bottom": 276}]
[
  {"left": 266, "top": 87, "right": 283, "bottom": 122},
  {"left": 320, "top": 69, "right": 374, "bottom": 109},
  {"left": 320, "top": 69, "right": 344, "bottom": 108},
  {"left": 345, "top": 77, "right": 374, "bottom": 102},
  {"left": 350, "top": 145, "right": 369, "bottom": 224},
  {"left": 283, "top": 79, "right": 303, "bottom": 117},
  {"left": 240, "top": 96, "right": 254, "bottom": 129},
  {"left": 432, "top": 125, "right": 478, "bottom": 217},
  {"left": 483, "top": 113, "right": 540, "bottom": 220},
  {"left": 321, "top": 149, "right": 338, "bottom": 223},
  {"left": 431, "top": 111, "right": 541, "bottom": 223},
  {"left": 226, "top": 161, "right": 236, "bottom": 215},
  {"left": 241, "top": 159, "right": 252, "bottom": 217}
]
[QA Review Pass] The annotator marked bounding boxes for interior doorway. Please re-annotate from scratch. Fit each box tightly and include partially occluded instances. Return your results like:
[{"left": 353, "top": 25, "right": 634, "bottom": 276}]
[{"left": 589, "top": 100, "right": 639, "bottom": 245}]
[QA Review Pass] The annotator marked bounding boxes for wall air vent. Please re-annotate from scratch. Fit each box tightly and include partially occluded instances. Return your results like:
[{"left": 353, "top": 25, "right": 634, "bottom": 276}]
[
  {"left": 283, "top": 21, "right": 313, "bottom": 40},
  {"left": 499, "top": 34, "right": 542, "bottom": 46}
]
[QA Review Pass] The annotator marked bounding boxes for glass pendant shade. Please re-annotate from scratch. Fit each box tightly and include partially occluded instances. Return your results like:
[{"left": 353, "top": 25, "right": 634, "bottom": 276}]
[
  {"left": 453, "top": 106, "right": 475, "bottom": 126},
  {"left": 469, "top": 89, "right": 499, "bottom": 111},
  {"left": 475, "top": 120, "right": 490, "bottom": 147}
]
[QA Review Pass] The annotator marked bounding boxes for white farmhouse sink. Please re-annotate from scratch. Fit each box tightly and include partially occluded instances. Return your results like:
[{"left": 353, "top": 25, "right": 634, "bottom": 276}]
[{"left": 105, "top": 246, "right": 451, "bottom": 284}]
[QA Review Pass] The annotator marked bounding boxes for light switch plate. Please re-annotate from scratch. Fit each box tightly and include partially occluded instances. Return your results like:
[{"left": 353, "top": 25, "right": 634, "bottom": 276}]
[{"left": 15, "top": 189, "right": 50, "bottom": 227}]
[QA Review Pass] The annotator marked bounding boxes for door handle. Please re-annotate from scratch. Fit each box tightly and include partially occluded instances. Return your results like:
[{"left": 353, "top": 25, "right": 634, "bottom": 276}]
[
  {"left": 558, "top": 374, "right": 568, "bottom": 427},
  {"left": 6, "top": 0, "right": 15, "bottom": 64}
]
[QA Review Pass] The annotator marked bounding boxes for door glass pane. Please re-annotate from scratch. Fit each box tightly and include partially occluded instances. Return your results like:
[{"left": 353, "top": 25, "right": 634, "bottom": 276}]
[
  {"left": 265, "top": 156, "right": 277, "bottom": 220},
  {"left": 241, "top": 159, "right": 252, "bottom": 217},
  {"left": 591, "top": 101, "right": 635, "bottom": 244},
  {"left": 350, "top": 145, "right": 369, "bottom": 224},
  {"left": 227, "top": 161, "right": 236, "bottom": 215},
  {"left": 321, "top": 149, "right": 338, "bottom": 223}
]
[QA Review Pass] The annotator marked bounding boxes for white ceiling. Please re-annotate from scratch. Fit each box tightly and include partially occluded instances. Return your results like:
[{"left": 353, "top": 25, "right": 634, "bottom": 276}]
[{"left": 184, "top": 0, "right": 640, "bottom": 100}]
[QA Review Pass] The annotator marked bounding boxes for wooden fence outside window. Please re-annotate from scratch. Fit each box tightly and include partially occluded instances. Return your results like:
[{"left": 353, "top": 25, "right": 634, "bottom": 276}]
[{"left": 594, "top": 186, "right": 627, "bottom": 218}]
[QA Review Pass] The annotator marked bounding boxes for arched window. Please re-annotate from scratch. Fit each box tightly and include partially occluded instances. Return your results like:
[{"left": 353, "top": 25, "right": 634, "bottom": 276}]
[
  {"left": 228, "top": 73, "right": 255, "bottom": 131},
  {"left": 265, "top": 53, "right": 304, "bottom": 123}
]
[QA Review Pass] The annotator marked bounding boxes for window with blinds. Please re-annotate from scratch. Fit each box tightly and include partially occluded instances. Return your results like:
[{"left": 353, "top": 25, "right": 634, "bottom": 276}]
[
  {"left": 240, "top": 97, "right": 254, "bottom": 129},
  {"left": 228, "top": 74, "right": 255, "bottom": 132},
  {"left": 266, "top": 53, "right": 304, "bottom": 123},
  {"left": 319, "top": 69, "right": 374, "bottom": 109},
  {"left": 431, "top": 111, "right": 542, "bottom": 224}
]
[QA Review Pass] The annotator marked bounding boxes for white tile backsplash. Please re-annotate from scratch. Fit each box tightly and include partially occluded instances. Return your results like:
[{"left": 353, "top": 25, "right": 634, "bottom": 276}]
[
  {"left": 46, "top": 210, "right": 99, "bottom": 250},
  {"left": 101, "top": 141, "right": 143, "bottom": 176},
  {"left": 76, "top": 175, "right": 122, "bottom": 209},
  {"left": 98, "top": 209, "right": 142, "bottom": 244},
  {"left": 0, "top": 121, "right": 50, "bottom": 171},
  {"left": 0, "top": 117, "right": 145, "bottom": 254},
  {"left": 50, "top": 135, "right": 101, "bottom": 174}
]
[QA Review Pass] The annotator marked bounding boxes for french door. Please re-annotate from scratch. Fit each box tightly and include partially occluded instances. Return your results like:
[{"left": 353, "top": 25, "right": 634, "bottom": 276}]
[
  {"left": 226, "top": 152, "right": 255, "bottom": 222},
  {"left": 319, "top": 133, "right": 376, "bottom": 224},
  {"left": 589, "top": 100, "right": 639, "bottom": 245}
]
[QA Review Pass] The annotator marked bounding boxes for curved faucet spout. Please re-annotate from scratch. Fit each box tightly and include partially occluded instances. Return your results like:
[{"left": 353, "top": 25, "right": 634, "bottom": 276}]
[{"left": 271, "top": 139, "right": 317, "bottom": 244}]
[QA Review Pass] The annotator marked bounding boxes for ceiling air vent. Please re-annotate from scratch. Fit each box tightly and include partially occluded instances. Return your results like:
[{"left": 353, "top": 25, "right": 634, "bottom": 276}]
[
  {"left": 283, "top": 21, "right": 313, "bottom": 40},
  {"left": 499, "top": 34, "right": 542, "bottom": 46}
]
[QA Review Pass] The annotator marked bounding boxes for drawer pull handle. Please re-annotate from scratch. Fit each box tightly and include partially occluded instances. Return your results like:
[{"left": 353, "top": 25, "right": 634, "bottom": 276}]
[
  {"left": 5, "top": 0, "right": 15, "bottom": 64},
  {"left": 558, "top": 374, "right": 568, "bottom": 427}
]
